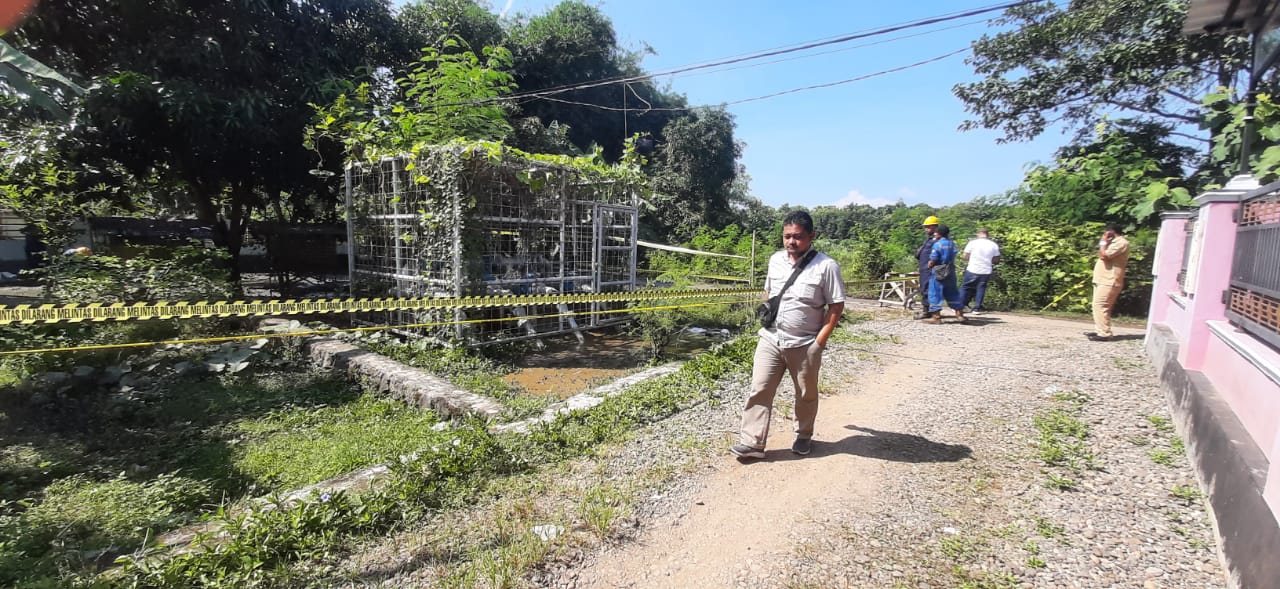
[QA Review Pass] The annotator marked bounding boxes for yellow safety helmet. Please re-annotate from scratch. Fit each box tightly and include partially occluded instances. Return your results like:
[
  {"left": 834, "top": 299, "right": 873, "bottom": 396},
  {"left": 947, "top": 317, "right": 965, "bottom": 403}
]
[{"left": 922, "top": 216, "right": 940, "bottom": 226}]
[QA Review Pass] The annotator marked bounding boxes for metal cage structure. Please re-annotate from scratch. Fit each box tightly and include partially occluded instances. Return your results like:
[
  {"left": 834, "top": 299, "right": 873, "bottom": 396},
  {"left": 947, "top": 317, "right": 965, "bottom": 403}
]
[{"left": 345, "top": 145, "right": 639, "bottom": 346}]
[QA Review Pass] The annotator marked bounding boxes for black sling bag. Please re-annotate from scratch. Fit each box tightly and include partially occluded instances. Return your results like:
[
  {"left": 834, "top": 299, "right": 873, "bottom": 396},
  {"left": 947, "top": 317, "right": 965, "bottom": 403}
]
[{"left": 756, "top": 249, "right": 818, "bottom": 329}]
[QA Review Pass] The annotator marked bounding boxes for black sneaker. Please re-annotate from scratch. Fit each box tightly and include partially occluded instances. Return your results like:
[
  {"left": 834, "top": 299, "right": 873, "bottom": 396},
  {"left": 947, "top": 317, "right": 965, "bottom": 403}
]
[
  {"left": 791, "top": 438, "right": 812, "bottom": 455},
  {"left": 730, "top": 444, "right": 765, "bottom": 459}
]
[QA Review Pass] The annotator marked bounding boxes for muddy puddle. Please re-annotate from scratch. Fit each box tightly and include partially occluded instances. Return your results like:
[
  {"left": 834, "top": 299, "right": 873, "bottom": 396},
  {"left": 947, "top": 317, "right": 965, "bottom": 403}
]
[{"left": 502, "top": 330, "right": 732, "bottom": 399}]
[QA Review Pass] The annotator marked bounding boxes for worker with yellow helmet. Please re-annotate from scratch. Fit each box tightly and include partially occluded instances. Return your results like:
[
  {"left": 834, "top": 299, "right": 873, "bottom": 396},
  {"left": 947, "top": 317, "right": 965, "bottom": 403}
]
[{"left": 914, "top": 216, "right": 941, "bottom": 316}]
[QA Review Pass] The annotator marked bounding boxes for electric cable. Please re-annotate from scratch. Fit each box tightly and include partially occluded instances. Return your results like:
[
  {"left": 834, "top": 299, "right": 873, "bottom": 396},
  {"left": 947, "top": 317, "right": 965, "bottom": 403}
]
[
  {"left": 492, "top": 0, "right": 1044, "bottom": 103},
  {"left": 525, "top": 47, "right": 969, "bottom": 113},
  {"left": 396, "top": 0, "right": 1046, "bottom": 113}
]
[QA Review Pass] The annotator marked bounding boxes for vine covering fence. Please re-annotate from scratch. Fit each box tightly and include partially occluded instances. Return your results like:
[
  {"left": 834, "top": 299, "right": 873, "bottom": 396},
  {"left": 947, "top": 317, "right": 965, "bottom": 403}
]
[{"left": 345, "top": 143, "right": 639, "bottom": 346}]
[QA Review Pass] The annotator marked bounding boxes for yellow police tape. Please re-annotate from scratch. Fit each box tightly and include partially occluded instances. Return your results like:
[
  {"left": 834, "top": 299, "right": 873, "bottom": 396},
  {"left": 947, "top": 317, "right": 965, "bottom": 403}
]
[
  {"left": 0, "top": 298, "right": 761, "bottom": 356},
  {"left": 0, "top": 286, "right": 761, "bottom": 326}
]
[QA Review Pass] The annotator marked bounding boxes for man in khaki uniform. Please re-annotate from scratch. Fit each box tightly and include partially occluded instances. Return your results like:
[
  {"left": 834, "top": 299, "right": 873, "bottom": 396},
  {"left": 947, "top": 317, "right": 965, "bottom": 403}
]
[{"left": 1089, "top": 224, "right": 1129, "bottom": 341}]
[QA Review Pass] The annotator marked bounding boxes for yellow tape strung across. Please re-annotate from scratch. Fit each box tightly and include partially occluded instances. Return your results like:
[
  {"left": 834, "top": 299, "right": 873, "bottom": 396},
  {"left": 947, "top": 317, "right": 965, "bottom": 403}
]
[
  {"left": 0, "top": 298, "right": 761, "bottom": 356},
  {"left": 0, "top": 286, "right": 760, "bottom": 326}
]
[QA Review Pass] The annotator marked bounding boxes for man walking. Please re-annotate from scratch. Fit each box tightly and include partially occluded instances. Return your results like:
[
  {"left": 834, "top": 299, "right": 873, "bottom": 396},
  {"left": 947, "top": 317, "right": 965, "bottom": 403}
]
[
  {"left": 731, "top": 211, "right": 845, "bottom": 459},
  {"left": 925, "top": 225, "right": 965, "bottom": 324},
  {"left": 914, "top": 216, "right": 940, "bottom": 317},
  {"left": 961, "top": 228, "right": 1001, "bottom": 314},
  {"left": 1088, "top": 224, "right": 1130, "bottom": 341}
]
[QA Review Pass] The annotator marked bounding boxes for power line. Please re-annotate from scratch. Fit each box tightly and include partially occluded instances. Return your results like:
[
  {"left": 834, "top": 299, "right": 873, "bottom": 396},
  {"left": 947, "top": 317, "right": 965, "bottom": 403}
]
[
  {"left": 492, "top": 0, "right": 1045, "bottom": 103},
  {"left": 395, "top": 0, "right": 1039, "bottom": 115},
  {"left": 672, "top": 18, "right": 989, "bottom": 82},
  {"left": 526, "top": 47, "right": 970, "bottom": 114}
]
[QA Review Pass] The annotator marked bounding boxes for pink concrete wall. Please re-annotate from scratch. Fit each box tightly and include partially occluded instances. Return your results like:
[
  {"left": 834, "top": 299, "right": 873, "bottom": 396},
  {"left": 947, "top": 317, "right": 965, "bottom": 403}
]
[
  {"left": 1146, "top": 215, "right": 1189, "bottom": 329},
  {"left": 1269, "top": 432, "right": 1280, "bottom": 521},
  {"left": 1199, "top": 324, "right": 1280, "bottom": 459},
  {"left": 1146, "top": 181, "right": 1280, "bottom": 523},
  {"left": 1177, "top": 201, "right": 1239, "bottom": 371}
]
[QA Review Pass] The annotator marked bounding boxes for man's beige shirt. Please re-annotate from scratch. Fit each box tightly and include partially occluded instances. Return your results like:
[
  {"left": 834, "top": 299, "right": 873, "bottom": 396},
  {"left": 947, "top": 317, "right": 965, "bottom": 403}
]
[
  {"left": 757, "top": 250, "right": 845, "bottom": 349},
  {"left": 1092, "top": 235, "right": 1130, "bottom": 287}
]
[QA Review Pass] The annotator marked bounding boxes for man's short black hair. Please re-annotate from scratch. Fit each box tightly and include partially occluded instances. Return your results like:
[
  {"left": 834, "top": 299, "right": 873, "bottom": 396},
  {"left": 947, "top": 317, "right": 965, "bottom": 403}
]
[
  {"left": 782, "top": 210, "right": 815, "bottom": 234},
  {"left": 1106, "top": 223, "right": 1125, "bottom": 235},
  {"left": 935, "top": 224, "right": 951, "bottom": 238}
]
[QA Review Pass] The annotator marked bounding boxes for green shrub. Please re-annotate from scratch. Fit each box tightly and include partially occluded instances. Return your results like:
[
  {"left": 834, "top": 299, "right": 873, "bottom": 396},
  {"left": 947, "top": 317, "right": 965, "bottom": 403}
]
[{"left": 0, "top": 473, "right": 213, "bottom": 586}]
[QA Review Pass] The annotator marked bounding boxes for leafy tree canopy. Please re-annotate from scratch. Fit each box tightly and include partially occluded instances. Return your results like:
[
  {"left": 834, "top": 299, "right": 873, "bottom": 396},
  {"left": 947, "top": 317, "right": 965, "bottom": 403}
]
[
  {"left": 645, "top": 108, "right": 742, "bottom": 240},
  {"left": 506, "top": 1, "right": 687, "bottom": 160},
  {"left": 955, "top": 0, "right": 1252, "bottom": 144},
  {"left": 3, "top": 0, "right": 407, "bottom": 273},
  {"left": 1022, "top": 122, "right": 1195, "bottom": 227}
]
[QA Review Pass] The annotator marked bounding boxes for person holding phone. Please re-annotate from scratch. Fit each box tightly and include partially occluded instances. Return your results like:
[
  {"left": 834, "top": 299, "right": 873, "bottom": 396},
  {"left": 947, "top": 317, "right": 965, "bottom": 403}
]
[{"left": 1089, "top": 224, "right": 1130, "bottom": 341}]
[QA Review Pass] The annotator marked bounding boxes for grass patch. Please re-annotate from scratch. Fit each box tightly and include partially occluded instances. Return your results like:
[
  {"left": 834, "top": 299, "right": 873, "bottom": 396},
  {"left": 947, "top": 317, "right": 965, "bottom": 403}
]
[
  {"left": 1033, "top": 390, "right": 1097, "bottom": 493},
  {"left": 0, "top": 364, "right": 450, "bottom": 587},
  {"left": 843, "top": 311, "right": 875, "bottom": 324},
  {"left": 1034, "top": 407, "right": 1094, "bottom": 471},
  {"left": 1147, "top": 414, "right": 1174, "bottom": 433},
  {"left": 1044, "top": 472, "right": 1078, "bottom": 491},
  {"left": 1025, "top": 555, "right": 1047, "bottom": 569},
  {"left": 1110, "top": 356, "right": 1145, "bottom": 371},
  {"left": 580, "top": 483, "right": 629, "bottom": 539},
  {"left": 950, "top": 566, "right": 1018, "bottom": 589},
  {"left": 1170, "top": 484, "right": 1203, "bottom": 505},
  {"left": 233, "top": 395, "right": 449, "bottom": 489},
  {"left": 97, "top": 336, "right": 757, "bottom": 588},
  {"left": 0, "top": 473, "right": 214, "bottom": 586},
  {"left": 1032, "top": 515, "right": 1065, "bottom": 539},
  {"left": 940, "top": 534, "right": 984, "bottom": 560},
  {"left": 830, "top": 328, "right": 893, "bottom": 346},
  {"left": 1149, "top": 449, "right": 1174, "bottom": 466}
]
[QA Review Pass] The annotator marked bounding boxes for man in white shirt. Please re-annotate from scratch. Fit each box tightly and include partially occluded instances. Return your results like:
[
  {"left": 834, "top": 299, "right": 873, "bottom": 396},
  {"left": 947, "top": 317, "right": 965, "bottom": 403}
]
[
  {"left": 961, "top": 228, "right": 1000, "bottom": 315},
  {"left": 731, "top": 211, "right": 845, "bottom": 459}
]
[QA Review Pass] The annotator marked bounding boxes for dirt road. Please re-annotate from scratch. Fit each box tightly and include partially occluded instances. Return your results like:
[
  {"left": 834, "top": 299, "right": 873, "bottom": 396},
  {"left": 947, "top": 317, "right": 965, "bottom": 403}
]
[{"left": 567, "top": 308, "right": 1223, "bottom": 589}]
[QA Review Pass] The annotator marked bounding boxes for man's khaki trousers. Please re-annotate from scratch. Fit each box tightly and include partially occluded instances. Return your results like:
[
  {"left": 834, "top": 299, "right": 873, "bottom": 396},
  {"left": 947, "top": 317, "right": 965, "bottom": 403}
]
[
  {"left": 1092, "top": 282, "right": 1123, "bottom": 337},
  {"left": 739, "top": 335, "right": 823, "bottom": 449}
]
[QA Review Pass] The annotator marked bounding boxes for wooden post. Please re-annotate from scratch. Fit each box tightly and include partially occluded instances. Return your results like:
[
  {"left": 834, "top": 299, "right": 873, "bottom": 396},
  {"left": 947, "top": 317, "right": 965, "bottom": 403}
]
[{"left": 749, "top": 231, "right": 757, "bottom": 288}]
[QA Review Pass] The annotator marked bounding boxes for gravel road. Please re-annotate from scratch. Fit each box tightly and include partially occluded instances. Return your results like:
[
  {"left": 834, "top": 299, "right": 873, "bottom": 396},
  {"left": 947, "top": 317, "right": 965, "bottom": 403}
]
[
  {"left": 336, "top": 304, "right": 1222, "bottom": 589},
  {"left": 545, "top": 305, "right": 1223, "bottom": 589}
]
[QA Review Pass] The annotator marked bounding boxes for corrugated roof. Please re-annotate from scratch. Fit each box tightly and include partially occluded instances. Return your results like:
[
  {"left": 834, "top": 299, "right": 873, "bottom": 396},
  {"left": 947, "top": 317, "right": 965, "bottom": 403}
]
[{"left": 1184, "top": 0, "right": 1280, "bottom": 35}]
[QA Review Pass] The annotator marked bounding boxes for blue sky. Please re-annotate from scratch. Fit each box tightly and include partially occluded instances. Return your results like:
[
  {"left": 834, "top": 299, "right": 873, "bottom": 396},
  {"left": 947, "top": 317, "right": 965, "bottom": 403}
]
[{"left": 422, "top": 0, "right": 1074, "bottom": 209}]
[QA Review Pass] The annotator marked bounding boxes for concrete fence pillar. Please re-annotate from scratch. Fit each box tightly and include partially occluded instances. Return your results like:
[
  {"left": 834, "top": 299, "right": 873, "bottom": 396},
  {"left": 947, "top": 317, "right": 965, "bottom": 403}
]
[
  {"left": 1147, "top": 211, "right": 1195, "bottom": 328},
  {"left": 1177, "top": 174, "right": 1258, "bottom": 371}
]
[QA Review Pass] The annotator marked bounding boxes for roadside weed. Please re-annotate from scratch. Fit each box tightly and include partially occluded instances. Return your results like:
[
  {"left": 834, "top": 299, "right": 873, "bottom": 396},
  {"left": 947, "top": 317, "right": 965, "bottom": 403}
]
[
  {"left": 1032, "top": 515, "right": 1065, "bottom": 539},
  {"left": 1170, "top": 484, "right": 1203, "bottom": 505}
]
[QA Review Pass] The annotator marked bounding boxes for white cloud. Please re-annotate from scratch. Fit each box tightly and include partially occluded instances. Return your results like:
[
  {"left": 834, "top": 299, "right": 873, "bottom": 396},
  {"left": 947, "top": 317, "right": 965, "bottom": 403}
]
[
  {"left": 498, "top": 0, "right": 515, "bottom": 17},
  {"left": 833, "top": 189, "right": 897, "bottom": 208}
]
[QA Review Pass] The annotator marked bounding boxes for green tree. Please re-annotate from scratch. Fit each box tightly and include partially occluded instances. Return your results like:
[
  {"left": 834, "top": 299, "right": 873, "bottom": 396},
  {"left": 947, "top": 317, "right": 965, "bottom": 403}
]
[
  {"left": 5, "top": 0, "right": 405, "bottom": 276},
  {"left": 1204, "top": 91, "right": 1280, "bottom": 182},
  {"left": 1022, "top": 123, "right": 1194, "bottom": 226},
  {"left": 0, "top": 37, "right": 85, "bottom": 121},
  {"left": 955, "top": 0, "right": 1251, "bottom": 145},
  {"left": 646, "top": 108, "right": 742, "bottom": 241},
  {"left": 399, "top": 0, "right": 505, "bottom": 54},
  {"left": 309, "top": 38, "right": 516, "bottom": 159},
  {"left": 506, "top": 1, "right": 686, "bottom": 160}
]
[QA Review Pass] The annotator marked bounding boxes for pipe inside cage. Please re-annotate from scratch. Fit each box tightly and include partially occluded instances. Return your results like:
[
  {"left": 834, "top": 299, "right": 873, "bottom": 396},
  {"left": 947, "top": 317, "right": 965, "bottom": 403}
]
[{"left": 345, "top": 145, "right": 639, "bottom": 346}]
